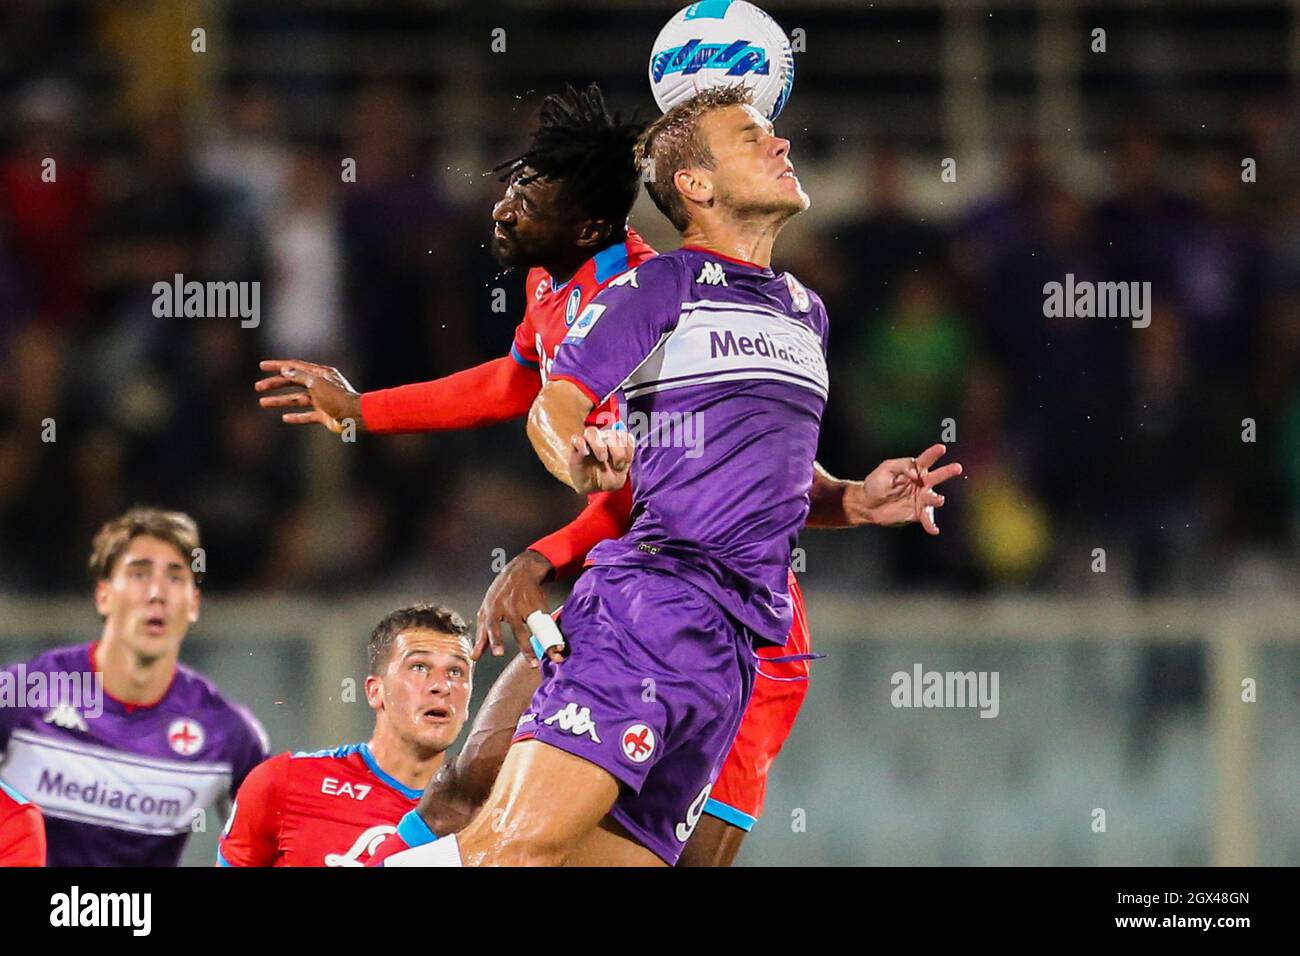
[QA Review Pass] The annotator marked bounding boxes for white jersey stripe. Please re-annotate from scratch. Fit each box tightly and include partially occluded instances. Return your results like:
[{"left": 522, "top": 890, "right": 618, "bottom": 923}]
[
  {"left": 624, "top": 367, "right": 829, "bottom": 400},
  {"left": 623, "top": 302, "right": 829, "bottom": 400}
]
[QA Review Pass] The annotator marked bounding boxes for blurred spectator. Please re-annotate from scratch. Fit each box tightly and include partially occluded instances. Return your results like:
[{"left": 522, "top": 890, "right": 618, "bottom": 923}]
[
  {"left": 198, "top": 87, "right": 292, "bottom": 227},
  {"left": 340, "top": 83, "right": 464, "bottom": 387},
  {"left": 955, "top": 362, "right": 1051, "bottom": 588},
  {"left": 264, "top": 152, "right": 344, "bottom": 360},
  {"left": 0, "top": 79, "right": 100, "bottom": 329},
  {"left": 1092, "top": 123, "right": 1199, "bottom": 295},
  {"left": 842, "top": 267, "right": 970, "bottom": 461},
  {"left": 1118, "top": 305, "right": 1202, "bottom": 594},
  {"left": 1171, "top": 154, "right": 1268, "bottom": 382},
  {"left": 832, "top": 148, "right": 947, "bottom": 322}
]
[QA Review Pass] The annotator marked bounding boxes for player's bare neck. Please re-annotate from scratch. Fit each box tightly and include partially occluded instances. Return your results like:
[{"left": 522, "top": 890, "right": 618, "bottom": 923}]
[
  {"left": 95, "top": 633, "right": 177, "bottom": 706},
  {"left": 681, "top": 216, "right": 780, "bottom": 270}
]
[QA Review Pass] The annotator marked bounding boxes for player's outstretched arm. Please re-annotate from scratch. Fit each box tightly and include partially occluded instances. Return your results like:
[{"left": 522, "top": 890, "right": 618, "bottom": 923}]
[
  {"left": 806, "top": 443, "right": 963, "bottom": 534},
  {"left": 526, "top": 379, "right": 633, "bottom": 494},
  {"left": 411, "top": 653, "right": 541, "bottom": 836},
  {"left": 256, "top": 356, "right": 539, "bottom": 435},
  {"left": 357, "top": 357, "right": 540, "bottom": 433}
]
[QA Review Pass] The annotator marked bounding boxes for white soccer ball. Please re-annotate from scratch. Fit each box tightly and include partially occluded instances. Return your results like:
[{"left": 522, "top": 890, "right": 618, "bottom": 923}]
[{"left": 648, "top": 1, "right": 796, "bottom": 121}]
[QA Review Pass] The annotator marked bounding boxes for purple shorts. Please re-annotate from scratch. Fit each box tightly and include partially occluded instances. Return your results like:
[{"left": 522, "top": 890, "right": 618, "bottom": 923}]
[{"left": 512, "top": 565, "right": 756, "bottom": 864}]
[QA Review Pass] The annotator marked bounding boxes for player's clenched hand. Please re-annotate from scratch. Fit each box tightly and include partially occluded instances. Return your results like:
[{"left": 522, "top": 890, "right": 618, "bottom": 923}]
[
  {"left": 255, "top": 360, "right": 365, "bottom": 434},
  {"left": 474, "top": 550, "right": 562, "bottom": 667},
  {"left": 852, "top": 443, "right": 963, "bottom": 535},
  {"left": 568, "top": 424, "right": 634, "bottom": 494}
]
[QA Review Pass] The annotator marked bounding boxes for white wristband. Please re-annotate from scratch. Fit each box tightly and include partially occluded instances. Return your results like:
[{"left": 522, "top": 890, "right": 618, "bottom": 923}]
[
  {"left": 527, "top": 610, "right": 565, "bottom": 660},
  {"left": 383, "top": 833, "right": 463, "bottom": 868}
]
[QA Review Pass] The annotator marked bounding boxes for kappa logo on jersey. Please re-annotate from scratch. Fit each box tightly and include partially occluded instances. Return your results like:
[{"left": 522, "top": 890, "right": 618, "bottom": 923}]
[
  {"left": 784, "top": 272, "right": 811, "bottom": 312},
  {"left": 607, "top": 267, "right": 639, "bottom": 289},
  {"left": 323, "top": 824, "right": 397, "bottom": 867},
  {"left": 696, "top": 261, "right": 727, "bottom": 286},
  {"left": 535, "top": 277, "right": 550, "bottom": 300},
  {"left": 166, "top": 718, "right": 204, "bottom": 756},
  {"left": 620, "top": 723, "right": 656, "bottom": 764},
  {"left": 564, "top": 286, "right": 583, "bottom": 327},
  {"left": 543, "top": 702, "right": 600, "bottom": 742},
  {"left": 516, "top": 712, "right": 536, "bottom": 730},
  {"left": 321, "top": 777, "right": 372, "bottom": 800},
  {"left": 562, "top": 304, "right": 606, "bottom": 344},
  {"left": 43, "top": 704, "right": 88, "bottom": 733},
  {"left": 674, "top": 783, "right": 712, "bottom": 843}
]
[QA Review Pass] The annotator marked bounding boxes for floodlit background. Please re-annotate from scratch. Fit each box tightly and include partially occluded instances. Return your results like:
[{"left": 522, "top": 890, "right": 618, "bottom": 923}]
[{"left": 0, "top": 0, "right": 1298, "bottom": 865}]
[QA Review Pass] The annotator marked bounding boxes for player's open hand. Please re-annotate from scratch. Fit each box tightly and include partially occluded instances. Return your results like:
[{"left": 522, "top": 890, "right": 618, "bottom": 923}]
[
  {"left": 475, "top": 549, "right": 563, "bottom": 667},
  {"left": 853, "top": 443, "right": 963, "bottom": 535},
  {"left": 568, "top": 424, "right": 634, "bottom": 494},
  {"left": 255, "top": 360, "right": 365, "bottom": 434}
]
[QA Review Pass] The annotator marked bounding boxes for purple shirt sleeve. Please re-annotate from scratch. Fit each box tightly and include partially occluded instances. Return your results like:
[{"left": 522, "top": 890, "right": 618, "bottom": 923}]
[
  {"left": 810, "top": 291, "right": 830, "bottom": 355},
  {"left": 226, "top": 703, "right": 271, "bottom": 797},
  {"left": 550, "top": 255, "right": 686, "bottom": 405}
]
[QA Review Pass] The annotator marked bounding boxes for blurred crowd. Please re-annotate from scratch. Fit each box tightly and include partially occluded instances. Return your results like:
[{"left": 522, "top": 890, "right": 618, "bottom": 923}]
[
  {"left": 1, "top": 5, "right": 1298, "bottom": 599},
  {"left": 802, "top": 121, "right": 1300, "bottom": 597}
]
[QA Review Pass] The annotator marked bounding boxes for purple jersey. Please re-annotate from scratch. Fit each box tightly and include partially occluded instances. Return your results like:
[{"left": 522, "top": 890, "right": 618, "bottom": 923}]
[
  {"left": 550, "top": 247, "right": 829, "bottom": 645},
  {"left": 0, "top": 642, "right": 268, "bottom": 866}
]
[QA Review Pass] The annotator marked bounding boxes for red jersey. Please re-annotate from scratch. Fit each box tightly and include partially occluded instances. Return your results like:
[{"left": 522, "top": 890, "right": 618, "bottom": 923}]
[
  {"left": 217, "top": 743, "right": 422, "bottom": 867},
  {"left": 0, "top": 779, "right": 45, "bottom": 866},
  {"left": 510, "top": 227, "right": 657, "bottom": 407}
]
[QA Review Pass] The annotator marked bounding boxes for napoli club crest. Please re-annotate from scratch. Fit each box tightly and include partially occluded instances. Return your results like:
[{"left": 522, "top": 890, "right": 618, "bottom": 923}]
[
  {"left": 167, "top": 718, "right": 205, "bottom": 756},
  {"left": 565, "top": 286, "right": 583, "bottom": 327}
]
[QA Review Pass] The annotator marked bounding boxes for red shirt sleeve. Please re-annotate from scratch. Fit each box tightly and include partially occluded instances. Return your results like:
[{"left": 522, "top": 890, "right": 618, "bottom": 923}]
[
  {"left": 529, "top": 481, "right": 635, "bottom": 580},
  {"left": 0, "top": 801, "right": 45, "bottom": 867},
  {"left": 509, "top": 268, "right": 550, "bottom": 367},
  {"left": 360, "top": 269, "right": 547, "bottom": 434},
  {"left": 359, "top": 356, "right": 540, "bottom": 434},
  {"left": 217, "top": 753, "right": 286, "bottom": 867},
  {"left": 510, "top": 314, "right": 541, "bottom": 369}
]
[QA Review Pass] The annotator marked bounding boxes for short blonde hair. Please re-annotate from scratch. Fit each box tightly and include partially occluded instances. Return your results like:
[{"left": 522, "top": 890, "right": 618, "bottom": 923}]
[{"left": 635, "top": 85, "right": 754, "bottom": 232}]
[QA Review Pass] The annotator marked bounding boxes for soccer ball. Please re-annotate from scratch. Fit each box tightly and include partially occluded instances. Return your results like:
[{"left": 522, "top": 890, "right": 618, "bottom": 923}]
[{"left": 648, "top": 1, "right": 796, "bottom": 121}]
